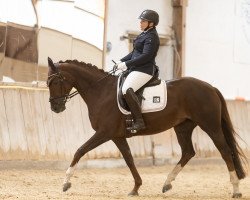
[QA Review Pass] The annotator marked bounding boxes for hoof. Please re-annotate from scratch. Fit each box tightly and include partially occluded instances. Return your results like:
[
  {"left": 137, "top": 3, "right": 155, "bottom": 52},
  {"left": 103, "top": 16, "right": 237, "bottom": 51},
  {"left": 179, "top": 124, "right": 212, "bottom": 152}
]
[
  {"left": 63, "top": 182, "right": 71, "bottom": 192},
  {"left": 232, "top": 193, "right": 242, "bottom": 198},
  {"left": 162, "top": 184, "right": 172, "bottom": 193},
  {"left": 128, "top": 191, "right": 139, "bottom": 196}
]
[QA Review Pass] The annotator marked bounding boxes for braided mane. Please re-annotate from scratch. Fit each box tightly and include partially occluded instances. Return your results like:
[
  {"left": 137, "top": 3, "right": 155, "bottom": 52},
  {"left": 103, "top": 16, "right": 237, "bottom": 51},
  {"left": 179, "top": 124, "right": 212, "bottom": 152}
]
[{"left": 59, "top": 59, "right": 109, "bottom": 75}]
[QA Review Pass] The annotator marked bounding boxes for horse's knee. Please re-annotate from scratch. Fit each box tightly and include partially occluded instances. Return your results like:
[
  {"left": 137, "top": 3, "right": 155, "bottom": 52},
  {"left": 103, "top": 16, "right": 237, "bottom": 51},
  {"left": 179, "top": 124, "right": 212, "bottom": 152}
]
[
  {"left": 188, "top": 150, "right": 195, "bottom": 158},
  {"left": 183, "top": 148, "right": 195, "bottom": 159},
  {"left": 136, "top": 179, "right": 142, "bottom": 186},
  {"left": 180, "top": 151, "right": 195, "bottom": 166}
]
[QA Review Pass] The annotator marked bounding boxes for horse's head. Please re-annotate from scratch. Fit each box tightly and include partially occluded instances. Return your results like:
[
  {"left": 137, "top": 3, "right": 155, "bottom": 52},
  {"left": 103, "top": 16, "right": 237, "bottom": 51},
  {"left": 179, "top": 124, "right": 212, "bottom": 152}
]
[{"left": 47, "top": 57, "right": 74, "bottom": 113}]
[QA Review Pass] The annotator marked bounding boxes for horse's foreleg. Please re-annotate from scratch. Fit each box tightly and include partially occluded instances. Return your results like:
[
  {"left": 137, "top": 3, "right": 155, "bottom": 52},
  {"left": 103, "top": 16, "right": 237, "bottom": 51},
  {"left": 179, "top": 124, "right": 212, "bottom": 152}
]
[
  {"left": 113, "top": 137, "right": 142, "bottom": 196},
  {"left": 163, "top": 120, "right": 196, "bottom": 193},
  {"left": 63, "top": 133, "right": 108, "bottom": 192}
]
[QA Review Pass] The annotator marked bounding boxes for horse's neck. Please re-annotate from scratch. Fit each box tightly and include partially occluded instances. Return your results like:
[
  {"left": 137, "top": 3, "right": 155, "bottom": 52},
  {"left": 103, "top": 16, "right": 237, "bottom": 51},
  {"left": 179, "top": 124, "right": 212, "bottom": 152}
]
[{"left": 65, "top": 65, "right": 117, "bottom": 102}]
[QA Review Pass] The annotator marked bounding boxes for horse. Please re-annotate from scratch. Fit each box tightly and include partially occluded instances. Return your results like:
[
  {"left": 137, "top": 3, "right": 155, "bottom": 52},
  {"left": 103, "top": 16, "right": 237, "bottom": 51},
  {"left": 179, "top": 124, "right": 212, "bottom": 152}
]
[{"left": 47, "top": 57, "right": 247, "bottom": 198}]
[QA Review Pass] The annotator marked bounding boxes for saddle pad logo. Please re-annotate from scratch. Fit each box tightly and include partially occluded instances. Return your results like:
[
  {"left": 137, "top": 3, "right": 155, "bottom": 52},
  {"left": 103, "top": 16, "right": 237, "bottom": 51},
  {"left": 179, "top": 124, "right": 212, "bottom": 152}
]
[{"left": 153, "top": 96, "right": 160, "bottom": 103}]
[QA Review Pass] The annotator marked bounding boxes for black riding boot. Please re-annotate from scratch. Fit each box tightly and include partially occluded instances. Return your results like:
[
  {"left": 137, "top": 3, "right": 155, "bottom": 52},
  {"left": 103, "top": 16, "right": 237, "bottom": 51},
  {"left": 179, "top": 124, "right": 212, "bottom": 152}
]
[{"left": 124, "top": 88, "right": 146, "bottom": 132}]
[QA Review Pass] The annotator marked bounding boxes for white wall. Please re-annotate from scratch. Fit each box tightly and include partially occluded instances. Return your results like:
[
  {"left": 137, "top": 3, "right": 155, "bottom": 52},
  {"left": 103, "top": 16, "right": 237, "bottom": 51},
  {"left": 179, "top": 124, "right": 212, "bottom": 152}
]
[
  {"left": 38, "top": 0, "right": 104, "bottom": 50},
  {"left": 38, "top": 28, "right": 72, "bottom": 66},
  {"left": 0, "top": 0, "right": 36, "bottom": 26},
  {"left": 105, "top": 0, "right": 174, "bottom": 80},
  {"left": 71, "top": 39, "right": 102, "bottom": 68},
  {"left": 0, "top": 0, "right": 104, "bottom": 50},
  {"left": 38, "top": 28, "right": 102, "bottom": 68},
  {"left": 186, "top": 0, "right": 250, "bottom": 100}
]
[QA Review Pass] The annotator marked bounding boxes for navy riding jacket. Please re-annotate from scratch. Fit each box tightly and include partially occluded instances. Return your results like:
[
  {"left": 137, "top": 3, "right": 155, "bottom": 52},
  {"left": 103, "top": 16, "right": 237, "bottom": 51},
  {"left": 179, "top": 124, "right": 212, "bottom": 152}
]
[{"left": 121, "top": 27, "right": 160, "bottom": 75}]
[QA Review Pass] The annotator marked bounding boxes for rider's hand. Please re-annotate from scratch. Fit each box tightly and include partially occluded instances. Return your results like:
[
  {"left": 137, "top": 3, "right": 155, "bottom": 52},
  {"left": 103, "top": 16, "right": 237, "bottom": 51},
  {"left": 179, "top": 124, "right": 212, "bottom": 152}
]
[{"left": 116, "top": 62, "right": 127, "bottom": 71}]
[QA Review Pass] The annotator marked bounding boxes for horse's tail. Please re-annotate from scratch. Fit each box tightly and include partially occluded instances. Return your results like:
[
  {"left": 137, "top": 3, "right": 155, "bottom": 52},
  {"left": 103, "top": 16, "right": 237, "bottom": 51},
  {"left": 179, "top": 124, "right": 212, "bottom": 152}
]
[{"left": 214, "top": 87, "right": 247, "bottom": 179}]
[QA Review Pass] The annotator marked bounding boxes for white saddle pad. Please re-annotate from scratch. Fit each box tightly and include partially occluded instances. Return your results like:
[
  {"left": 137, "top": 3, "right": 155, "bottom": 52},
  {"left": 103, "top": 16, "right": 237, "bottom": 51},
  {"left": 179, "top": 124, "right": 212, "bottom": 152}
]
[{"left": 117, "top": 76, "right": 167, "bottom": 115}]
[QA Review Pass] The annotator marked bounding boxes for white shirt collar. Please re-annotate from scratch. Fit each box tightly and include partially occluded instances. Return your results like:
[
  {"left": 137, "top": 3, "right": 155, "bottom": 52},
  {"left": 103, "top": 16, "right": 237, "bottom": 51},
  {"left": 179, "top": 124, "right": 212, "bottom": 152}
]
[{"left": 143, "top": 27, "right": 154, "bottom": 33}]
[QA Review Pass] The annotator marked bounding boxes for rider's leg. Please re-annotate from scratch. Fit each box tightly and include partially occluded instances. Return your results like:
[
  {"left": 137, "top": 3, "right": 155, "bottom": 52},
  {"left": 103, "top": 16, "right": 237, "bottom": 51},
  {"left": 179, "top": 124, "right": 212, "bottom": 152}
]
[
  {"left": 122, "top": 71, "right": 153, "bottom": 94},
  {"left": 122, "top": 71, "right": 152, "bottom": 131},
  {"left": 124, "top": 88, "right": 146, "bottom": 131}
]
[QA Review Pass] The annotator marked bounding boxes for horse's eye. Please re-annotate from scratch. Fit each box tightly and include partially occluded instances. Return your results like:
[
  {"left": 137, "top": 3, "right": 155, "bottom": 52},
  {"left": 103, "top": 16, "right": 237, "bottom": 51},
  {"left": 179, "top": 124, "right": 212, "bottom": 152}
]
[{"left": 53, "top": 80, "right": 59, "bottom": 85}]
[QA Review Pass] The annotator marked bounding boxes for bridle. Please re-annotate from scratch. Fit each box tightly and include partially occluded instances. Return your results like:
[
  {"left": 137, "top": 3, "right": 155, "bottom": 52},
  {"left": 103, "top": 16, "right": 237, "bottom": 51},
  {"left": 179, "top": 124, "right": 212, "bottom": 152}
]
[
  {"left": 47, "top": 63, "right": 119, "bottom": 104},
  {"left": 47, "top": 72, "right": 78, "bottom": 104}
]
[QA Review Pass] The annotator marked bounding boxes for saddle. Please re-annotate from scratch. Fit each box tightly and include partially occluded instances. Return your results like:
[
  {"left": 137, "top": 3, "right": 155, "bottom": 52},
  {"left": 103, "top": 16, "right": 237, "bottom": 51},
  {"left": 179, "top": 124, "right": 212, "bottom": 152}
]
[{"left": 118, "top": 70, "right": 161, "bottom": 112}]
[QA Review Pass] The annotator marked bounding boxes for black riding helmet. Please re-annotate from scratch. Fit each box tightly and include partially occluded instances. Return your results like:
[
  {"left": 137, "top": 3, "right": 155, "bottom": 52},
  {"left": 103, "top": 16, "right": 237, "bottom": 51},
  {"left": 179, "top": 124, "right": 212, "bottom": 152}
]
[{"left": 139, "top": 10, "right": 159, "bottom": 26}]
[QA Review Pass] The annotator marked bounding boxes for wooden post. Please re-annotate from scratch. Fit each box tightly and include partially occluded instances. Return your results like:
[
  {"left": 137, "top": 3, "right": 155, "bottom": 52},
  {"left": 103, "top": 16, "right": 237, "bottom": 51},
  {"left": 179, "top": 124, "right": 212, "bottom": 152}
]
[
  {"left": 172, "top": 0, "right": 188, "bottom": 78},
  {"left": 102, "top": 0, "right": 109, "bottom": 70}
]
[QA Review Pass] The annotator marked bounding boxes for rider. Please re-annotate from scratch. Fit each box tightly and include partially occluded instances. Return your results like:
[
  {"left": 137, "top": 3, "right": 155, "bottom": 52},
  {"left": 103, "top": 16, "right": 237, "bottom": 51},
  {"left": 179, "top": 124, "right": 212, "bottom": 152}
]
[{"left": 116, "top": 9, "right": 160, "bottom": 132}]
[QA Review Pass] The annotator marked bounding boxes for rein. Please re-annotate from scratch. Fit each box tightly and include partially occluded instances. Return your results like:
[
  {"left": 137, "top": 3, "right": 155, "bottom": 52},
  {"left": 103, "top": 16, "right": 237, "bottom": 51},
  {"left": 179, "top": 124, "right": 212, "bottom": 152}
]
[{"left": 47, "top": 66, "right": 118, "bottom": 103}]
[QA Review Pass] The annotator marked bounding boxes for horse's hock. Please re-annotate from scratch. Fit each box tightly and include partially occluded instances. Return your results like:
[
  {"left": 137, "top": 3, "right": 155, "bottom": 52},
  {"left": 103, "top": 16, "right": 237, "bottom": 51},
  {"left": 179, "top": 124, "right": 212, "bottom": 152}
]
[{"left": 0, "top": 83, "right": 249, "bottom": 163}]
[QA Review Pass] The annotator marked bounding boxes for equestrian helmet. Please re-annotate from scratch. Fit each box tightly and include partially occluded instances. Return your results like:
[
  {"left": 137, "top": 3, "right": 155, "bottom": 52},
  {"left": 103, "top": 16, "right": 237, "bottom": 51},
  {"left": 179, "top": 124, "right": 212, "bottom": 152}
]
[{"left": 139, "top": 10, "right": 159, "bottom": 26}]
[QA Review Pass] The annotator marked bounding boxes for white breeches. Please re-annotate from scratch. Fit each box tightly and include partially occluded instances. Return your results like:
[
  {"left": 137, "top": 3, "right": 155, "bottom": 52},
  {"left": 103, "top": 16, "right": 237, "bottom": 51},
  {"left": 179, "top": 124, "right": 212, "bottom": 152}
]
[{"left": 122, "top": 71, "right": 153, "bottom": 94}]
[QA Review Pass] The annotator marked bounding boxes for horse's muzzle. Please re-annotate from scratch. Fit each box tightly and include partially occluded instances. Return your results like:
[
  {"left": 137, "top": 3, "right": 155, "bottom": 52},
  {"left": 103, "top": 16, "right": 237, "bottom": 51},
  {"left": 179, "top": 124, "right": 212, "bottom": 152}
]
[{"left": 51, "top": 103, "right": 66, "bottom": 113}]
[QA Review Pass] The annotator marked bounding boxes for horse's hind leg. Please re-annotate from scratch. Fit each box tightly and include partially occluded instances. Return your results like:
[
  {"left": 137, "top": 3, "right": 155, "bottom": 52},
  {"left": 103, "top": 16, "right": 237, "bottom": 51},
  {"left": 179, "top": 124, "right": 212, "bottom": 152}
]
[
  {"left": 63, "top": 132, "right": 109, "bottom": 192},
  {"left": 201, "top": 126, "right": 242, "bottom": 198},
  {"left": 163, "top": 119, "right": 196, "bottom": 193}
]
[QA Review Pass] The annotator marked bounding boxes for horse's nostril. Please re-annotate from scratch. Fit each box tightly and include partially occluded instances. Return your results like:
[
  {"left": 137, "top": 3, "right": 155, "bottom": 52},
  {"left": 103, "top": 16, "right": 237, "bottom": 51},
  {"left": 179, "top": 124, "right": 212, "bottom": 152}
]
[
  {"left": 51, "top": 104, "right": 66, "bottom": 113},
  {"left": 51, "top": 106, "right": 58, "bottom": 113}
]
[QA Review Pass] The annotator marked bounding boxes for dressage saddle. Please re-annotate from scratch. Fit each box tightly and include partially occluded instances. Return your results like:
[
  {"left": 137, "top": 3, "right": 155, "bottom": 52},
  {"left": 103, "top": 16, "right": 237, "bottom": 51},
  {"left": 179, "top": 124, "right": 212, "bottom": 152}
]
[{"left": 118, "top": 70, "right": 161, "bottom": 112}]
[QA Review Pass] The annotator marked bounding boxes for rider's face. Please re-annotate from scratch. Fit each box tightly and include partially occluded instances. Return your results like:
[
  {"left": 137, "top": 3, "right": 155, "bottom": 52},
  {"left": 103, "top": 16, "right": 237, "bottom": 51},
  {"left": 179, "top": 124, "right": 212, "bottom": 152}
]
[
  {"left": 140, "top": 20, "right": 153, "bottom": 31},
  {"left": 140, "top": 20, "right": 149, "bottom": 31}
]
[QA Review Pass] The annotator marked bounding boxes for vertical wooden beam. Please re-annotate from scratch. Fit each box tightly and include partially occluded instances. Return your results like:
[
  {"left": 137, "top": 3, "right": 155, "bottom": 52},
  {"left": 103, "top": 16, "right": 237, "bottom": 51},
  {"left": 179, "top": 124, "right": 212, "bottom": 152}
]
[
  {"left": 172, "top": 0, "right": 188, "bottom": 78},
  {"left": 102, "top": 0, "right": 109, "bottom": 70}
]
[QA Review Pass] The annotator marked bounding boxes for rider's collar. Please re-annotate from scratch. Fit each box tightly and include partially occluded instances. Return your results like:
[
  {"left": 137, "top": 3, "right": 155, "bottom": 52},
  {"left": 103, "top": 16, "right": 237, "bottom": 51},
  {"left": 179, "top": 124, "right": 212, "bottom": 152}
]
[{"left": 143, "top": 27, "right": 154, "bottom": 33}]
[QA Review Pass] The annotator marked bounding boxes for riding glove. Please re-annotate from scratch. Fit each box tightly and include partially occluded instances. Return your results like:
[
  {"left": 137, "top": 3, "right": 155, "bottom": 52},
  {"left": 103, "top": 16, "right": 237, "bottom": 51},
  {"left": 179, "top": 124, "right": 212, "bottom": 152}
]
[{"left": 117, "top": 62, "right": 127, "bottom": 71}]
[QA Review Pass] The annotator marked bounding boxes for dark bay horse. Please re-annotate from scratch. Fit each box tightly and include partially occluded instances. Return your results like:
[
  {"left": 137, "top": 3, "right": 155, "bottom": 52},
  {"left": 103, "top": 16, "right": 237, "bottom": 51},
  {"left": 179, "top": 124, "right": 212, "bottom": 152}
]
[{"left": 47, "top": 57, "right": 247, "bottom": 198}]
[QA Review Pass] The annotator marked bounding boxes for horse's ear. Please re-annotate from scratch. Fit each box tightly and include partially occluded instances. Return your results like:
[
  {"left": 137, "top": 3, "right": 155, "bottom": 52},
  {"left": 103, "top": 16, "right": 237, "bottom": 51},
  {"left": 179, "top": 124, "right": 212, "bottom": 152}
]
[{"left": 48, "top": 57, "right": 57, "bottom": 71}]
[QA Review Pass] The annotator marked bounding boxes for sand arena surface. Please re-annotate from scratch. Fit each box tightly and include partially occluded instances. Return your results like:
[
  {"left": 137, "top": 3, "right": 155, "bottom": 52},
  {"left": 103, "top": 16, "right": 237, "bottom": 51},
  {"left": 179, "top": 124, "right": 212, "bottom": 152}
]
[{"left": 0, "top": 164, "right": 250, "bottom": 200}]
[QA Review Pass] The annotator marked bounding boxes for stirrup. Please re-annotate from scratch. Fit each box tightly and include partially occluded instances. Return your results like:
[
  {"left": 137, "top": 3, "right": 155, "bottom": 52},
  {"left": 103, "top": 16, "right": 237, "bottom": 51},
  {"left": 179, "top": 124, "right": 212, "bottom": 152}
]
[
  {"left": 130, "top": 129, "right": 138, "bottom": 134},
  {"left": 127, "top": 121, "right": 146, "bottom": 133}
]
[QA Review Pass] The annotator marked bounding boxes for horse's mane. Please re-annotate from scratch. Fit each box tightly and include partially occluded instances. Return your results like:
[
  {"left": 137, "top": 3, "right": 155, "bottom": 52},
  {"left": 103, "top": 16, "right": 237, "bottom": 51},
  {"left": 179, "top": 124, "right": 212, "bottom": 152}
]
[{"left": 59, "top": 59, "right": 109, "bottom": 75}]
